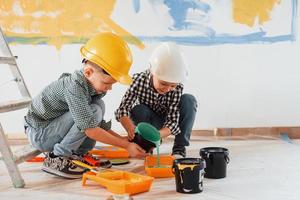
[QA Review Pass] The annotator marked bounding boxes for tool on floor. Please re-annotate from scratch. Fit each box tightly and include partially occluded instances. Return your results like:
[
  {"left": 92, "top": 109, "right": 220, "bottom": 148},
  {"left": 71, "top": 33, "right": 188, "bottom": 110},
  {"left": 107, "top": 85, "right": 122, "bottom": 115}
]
[
  {"left": 73, "top": 160, "right": 154, "bottom": 195},
  {"left": 72, "top": 160, "right": 102, "bottom": 173},
  {"left": 109, "top": 159, "right": 130, "bottom": 165},
  {"left": 89, "top": 146, "right": 129, "bottom": 158},
  {"left": 82, "top": 170, "right": 154, "bottom": 195},
  {"left": 26, "top": 156, "right": 45, "bottom": 162},
  {"left": 144, "top": 155, "right": 175, "bottom": 178},
  {"left": 106, "top": 194, "right": 133, "bottom": 200},
  {"left": 0, "top": 26, "right": 41, "bottom": 188}
]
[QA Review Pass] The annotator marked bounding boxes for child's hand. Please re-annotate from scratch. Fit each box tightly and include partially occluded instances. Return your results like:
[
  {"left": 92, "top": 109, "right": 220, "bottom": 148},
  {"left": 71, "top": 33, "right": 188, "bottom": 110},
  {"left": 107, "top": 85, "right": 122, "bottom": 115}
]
[
  {"left": 126, "top": 143, "right": 148, "bottom": 158},
  {"left": 127, "top": 129, "right": 136, "bottom": 141}
]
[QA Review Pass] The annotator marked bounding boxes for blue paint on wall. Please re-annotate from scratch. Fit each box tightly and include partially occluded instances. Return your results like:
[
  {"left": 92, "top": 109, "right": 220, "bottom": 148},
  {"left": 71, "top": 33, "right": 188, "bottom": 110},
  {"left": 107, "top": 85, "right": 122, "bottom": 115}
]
[
  {"left": 133, "top": 0, "right": 297, "bottom": 45},
  {"left": 291, "top": 0, "right": 298, "bottom": 40},
  {"left": 132, "top": 0, "right": 140, "bottom": 13},
  {"left": 138, "top": 32, "right": 294, "bottom": 46},
  {"left": 164, "top": 0, "right": 211, "bottom": 30}
]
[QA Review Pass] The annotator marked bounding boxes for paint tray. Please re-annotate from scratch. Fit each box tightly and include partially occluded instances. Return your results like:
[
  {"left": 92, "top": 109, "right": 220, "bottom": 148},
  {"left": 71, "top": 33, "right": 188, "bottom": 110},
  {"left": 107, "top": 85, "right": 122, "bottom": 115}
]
[
  {"left": 145, "top": 155, "right": 175, "bottom": 178},
  {"left": 89, "top": 146, "right": 129, "bottom": 158},
  {"left": 82, "top": 170, "right": 154, "bottom": 195}
]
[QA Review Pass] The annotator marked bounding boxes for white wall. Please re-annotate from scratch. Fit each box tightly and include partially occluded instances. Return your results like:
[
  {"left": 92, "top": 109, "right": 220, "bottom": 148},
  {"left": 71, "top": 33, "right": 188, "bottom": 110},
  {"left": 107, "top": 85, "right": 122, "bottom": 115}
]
[{"left": 1, "top": 1, "right": 300, "bottom": 134}]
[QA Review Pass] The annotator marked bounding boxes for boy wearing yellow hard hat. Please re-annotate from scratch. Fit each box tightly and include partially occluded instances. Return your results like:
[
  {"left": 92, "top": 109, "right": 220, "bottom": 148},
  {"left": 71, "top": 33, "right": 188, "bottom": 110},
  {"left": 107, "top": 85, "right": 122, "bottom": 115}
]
[
  {"left": 24, "top": 33, "right": 147, "bottom": 179},
  {"left": 115, "top": 42, "right": 197, "bottom": 158}
]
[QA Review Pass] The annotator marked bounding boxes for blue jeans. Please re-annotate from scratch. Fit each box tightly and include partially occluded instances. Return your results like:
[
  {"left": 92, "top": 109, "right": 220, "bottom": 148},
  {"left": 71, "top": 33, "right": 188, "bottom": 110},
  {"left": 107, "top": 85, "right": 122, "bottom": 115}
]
[
  {"left": 130, "top": 94, "right": 197, "bottom": 147},
  {"left": 25, "top": 98, "right": 105, "bottom": 157}
]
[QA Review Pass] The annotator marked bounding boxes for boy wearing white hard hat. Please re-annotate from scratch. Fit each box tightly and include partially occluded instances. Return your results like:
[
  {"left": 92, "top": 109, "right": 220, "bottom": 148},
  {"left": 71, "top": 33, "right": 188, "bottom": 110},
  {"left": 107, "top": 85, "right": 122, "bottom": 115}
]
[{"left": 115, "top": 42, "right": 197, "bottom": 158}]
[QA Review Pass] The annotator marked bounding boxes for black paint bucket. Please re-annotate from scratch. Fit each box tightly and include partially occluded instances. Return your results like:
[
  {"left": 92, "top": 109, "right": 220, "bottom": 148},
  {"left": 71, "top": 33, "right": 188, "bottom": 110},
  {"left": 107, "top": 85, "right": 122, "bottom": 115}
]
[
  {"left": 172, "top": 158, "right": 206, "bottom": 194},
  {"left": 200, "top": 147, "right": 230, "bottom": 179},
  {"left": 132, "top": 133, "right": 156, "bottom": 153},
  {"left": 132, "top": 122, "right": 161, "bottom": 153}
]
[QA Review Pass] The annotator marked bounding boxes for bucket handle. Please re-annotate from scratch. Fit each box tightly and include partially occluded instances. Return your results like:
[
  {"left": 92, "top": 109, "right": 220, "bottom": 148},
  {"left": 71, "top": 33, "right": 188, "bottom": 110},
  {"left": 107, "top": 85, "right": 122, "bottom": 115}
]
[
  {"left": 172, "top": 163, "right": 175, "bottom": 174},
  {"left": 225, "top": 155, "right": 230, "bottom": 164}
]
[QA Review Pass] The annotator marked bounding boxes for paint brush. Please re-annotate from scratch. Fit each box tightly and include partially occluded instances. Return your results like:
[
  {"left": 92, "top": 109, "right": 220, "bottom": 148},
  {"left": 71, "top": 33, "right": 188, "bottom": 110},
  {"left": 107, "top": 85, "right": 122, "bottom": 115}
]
[{"left": 72, "top": 160, "right": 100, "bottom": 173}]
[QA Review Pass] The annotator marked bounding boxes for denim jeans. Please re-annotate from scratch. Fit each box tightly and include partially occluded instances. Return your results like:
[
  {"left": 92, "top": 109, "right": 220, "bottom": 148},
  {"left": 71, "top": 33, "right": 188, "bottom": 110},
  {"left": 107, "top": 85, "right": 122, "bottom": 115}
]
[
  {"left": 25, "top": 98, "right": 105, "bottom": 157},
  {"left": 130, "top": 94, "right": 197, "bottom": 147}
]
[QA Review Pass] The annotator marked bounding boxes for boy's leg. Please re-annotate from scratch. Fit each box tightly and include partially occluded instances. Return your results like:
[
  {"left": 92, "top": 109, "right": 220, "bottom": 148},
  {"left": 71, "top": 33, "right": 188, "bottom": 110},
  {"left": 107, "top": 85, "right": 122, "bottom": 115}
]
[
  {"left": 25, "top": 111, "right": 75, "bottom": 153},
  {"left": 73, "top": 97, "right": 105, "bottom": 155},
  {"left": 41, "top": 99, "right": 105, "bottom": 179},
  {"left": 25, "top": 111, "right": 87, "bottom": 179},
  {"left": 53, "top": 98, "right": 105, "bottom": 156},
  {"left": 130, "top": 104, "right": 164, "bottom": 129},
  {"left": 26, "top": 100, "right": 103, "bottom": 156},
  {"left": 173, "top": 94, "right": 198, "bottom": 157}
]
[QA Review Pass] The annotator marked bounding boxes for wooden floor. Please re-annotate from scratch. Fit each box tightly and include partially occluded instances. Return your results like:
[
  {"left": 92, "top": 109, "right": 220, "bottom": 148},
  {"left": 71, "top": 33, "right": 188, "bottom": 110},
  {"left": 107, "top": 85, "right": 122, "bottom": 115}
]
[{"left": 1, "top": 134, "right": 300, "bottom": 200}]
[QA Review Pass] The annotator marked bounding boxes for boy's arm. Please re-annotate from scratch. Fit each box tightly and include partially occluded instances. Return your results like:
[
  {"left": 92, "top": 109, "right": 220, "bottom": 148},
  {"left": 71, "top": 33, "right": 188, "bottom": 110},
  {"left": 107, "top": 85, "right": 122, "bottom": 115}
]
[
  {"left": 115, "top": 75, "right": 139, "bottom": 139},
  {"left": 162, "top": 86, "right": 183, "bottom": 137},
  {"left": 107, "top": 129, "right": 128, "bottom": 140},
  {"left": 159, "top": 127, "right": 172, "bottom": 138},
  {"left": 65, "top": 83, "right": 99, "bottom": 131},
  {"left": 119, "top": 116, "right": 136, "bottom": 141},
  {"left": 85, "top": 127, "right": 147, "bottom": 158}
]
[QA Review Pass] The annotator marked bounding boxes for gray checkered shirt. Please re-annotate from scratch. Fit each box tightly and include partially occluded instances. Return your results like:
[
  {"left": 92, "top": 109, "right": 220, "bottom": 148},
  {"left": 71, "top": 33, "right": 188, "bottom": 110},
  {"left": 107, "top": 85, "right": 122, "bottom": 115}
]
[
  {"left": 115, "top": 70, "right": 183, "bottom": 135},
  {"left": 25, "top": 69, "right": 106, "bottom": 132}
]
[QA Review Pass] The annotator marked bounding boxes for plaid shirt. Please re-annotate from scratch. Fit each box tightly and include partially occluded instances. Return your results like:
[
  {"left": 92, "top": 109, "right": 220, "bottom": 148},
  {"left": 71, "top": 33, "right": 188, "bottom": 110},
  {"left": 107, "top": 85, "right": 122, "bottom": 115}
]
[
  {"left": 115, "top": 70, "right": 183, "bottom": 135},
  {"left": 25, "top": 69, "right": 106, "bottom": 132}
]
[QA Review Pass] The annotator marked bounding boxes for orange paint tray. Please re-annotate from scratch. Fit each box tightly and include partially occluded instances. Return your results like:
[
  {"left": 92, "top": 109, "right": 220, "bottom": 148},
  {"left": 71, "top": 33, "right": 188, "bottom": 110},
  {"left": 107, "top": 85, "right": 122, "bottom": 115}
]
[
  {"left": 82, "top": 170, "right": 154, "bottom": 195},
  {"left": 144, "top": 155, "right": 175, "bottom": 178},
  {"left": 89, "top": 146, "right": 129, "bottom": 158}
]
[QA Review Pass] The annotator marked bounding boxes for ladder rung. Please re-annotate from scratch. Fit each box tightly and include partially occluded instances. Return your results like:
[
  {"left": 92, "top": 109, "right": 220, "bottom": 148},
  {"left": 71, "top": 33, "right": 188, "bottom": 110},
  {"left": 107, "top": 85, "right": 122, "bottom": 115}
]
[
  {"left": 14, "top": 145, "right": 41, "bottom": 164},
  {"left": 0, "top": 56, "right": 17, "bottom": 65},
  {"left": 0, "top": 97, "right": 31, "bottom": 113}
]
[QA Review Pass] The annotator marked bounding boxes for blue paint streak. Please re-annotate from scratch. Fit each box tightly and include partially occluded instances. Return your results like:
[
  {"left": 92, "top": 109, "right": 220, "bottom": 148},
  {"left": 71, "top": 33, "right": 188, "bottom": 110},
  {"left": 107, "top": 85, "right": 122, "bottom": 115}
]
[
  {"left": 291, "top": 0, "right": 298, "bottom": 40},
  {"left": 136, "top": 0, "right": 297, "bottom": 46},
  {"left": 164, "top": 0, "right": 211, "bottom": 30},
  {"left": 7, "top": 0, "right": 297, "bottom": 47},
  {"left": 137, "top": 32, "right": 294, "bottom": 46},
  {"left": 279, "top": 133, "right": 300, "bottom": 148},
  {"left": 132, "top": 0, "right": 140, "bottom": 13},
  {"left": 280, "top": 133, "right": 293, "bottom": 143}
]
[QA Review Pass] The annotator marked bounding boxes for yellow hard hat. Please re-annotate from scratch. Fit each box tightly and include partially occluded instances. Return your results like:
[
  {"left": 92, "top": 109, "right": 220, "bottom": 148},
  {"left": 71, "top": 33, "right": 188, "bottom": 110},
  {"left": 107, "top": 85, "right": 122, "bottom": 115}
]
[{"left": 80, "top": 32, "right": 133, "bottom": 85}]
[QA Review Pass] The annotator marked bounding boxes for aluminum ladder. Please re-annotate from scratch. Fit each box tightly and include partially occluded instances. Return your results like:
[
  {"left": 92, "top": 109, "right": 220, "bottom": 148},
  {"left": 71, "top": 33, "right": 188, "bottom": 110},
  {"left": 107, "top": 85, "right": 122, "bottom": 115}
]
[{"left": 0, "top": 26, "right": 41, "bottom": 188}]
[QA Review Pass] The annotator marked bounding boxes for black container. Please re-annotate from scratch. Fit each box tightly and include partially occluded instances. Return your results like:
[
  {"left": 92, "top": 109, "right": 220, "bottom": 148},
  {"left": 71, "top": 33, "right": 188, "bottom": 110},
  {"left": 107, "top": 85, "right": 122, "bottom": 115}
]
[
  {"left": 172, "top": 158, "right": 206, "bottom": 194},
  {"left": 132, "top": 133, "right": 156, "bottom": 153},
  {"left": 200, "top": 147, "right": 230, "bottom": 179}
]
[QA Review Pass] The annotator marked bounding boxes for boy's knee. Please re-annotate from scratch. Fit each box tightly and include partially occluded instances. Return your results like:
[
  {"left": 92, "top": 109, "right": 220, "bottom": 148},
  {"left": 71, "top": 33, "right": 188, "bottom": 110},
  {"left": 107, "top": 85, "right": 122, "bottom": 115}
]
[
  {"left": 91, "top": 103, "right": 105, "bottom": 123},
  {"left": 180, "top": 94, "right": 198, "bottom": 110},
  {"left": 130, "top": 104, "right": 152, "bottom": 123},
  {"left": 92, "top": 99, "right": 105, "bottom": 114}
]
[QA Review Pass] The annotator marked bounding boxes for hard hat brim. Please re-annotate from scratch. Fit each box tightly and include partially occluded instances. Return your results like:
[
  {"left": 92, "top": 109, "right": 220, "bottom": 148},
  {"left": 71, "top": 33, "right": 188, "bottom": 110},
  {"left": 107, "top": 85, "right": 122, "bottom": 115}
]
[
  {"left": 117, "top": 74, "right": 133, "bottom": 85},
  {"left": 80, "top": 46, "right": 133, "bottom": 85}
]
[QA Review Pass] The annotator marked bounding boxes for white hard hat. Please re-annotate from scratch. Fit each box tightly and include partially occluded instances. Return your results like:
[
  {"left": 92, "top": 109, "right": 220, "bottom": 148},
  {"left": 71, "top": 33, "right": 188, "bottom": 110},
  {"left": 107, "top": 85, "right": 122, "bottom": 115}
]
[{"left": 149, "top": 42, "right": 188, "bottom": 83}]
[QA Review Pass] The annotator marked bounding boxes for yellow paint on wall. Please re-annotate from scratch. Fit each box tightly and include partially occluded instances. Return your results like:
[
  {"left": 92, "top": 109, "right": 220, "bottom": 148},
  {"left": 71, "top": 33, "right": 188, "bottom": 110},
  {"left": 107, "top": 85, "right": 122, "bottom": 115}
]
[
  {"left": 0, "top": 0, "right": 144, "bottom": 49},
  {"left": 233, "top": 0, "right": 281, "bottom": 27}
]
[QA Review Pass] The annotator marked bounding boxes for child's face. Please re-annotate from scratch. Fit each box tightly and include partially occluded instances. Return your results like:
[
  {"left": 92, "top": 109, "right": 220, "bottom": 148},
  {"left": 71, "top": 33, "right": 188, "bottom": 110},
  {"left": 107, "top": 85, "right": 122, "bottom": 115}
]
[
  {"left": 152, "top": 74, "right": 178, "bottom": 94},
  {"left": 84, "top": 66, "right": 117, "bottom": 94}
]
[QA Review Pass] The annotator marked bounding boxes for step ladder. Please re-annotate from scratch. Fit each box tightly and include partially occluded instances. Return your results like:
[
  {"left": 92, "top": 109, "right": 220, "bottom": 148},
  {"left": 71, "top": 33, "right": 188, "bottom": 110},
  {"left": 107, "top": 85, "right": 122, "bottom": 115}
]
[{"left": 0, "top": 27, "right": 41, "bottom": 188}]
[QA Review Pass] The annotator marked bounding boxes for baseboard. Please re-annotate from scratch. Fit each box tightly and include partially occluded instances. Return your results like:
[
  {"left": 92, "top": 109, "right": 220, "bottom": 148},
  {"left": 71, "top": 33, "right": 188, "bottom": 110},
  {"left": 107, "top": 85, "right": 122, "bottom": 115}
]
[
  {"left": 193, "top": 127, "right": 300, "bottom": 139},
  {"left": 5, "top": 127, "right": 300, "bottom": 143}
]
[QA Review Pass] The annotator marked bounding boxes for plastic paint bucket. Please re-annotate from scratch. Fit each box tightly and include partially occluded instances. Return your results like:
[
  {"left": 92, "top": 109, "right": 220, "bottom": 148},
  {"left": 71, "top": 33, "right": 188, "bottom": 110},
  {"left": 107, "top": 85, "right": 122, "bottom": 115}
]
[
  {"left": 200, "top": 147, "right": 230, "bottom": 179},
  {"left": 172, "top": 158, "right": 206, "bottom": 194},
  {"left": 132, "top": 122, "right": 161, "bottom": 153}
]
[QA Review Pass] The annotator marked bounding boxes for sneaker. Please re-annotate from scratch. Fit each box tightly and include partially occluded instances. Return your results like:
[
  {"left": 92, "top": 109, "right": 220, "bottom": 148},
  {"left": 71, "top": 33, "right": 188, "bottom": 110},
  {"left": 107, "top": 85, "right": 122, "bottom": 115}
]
[
  {"left": 42, "top": 152, "right": 86, "bottom": 179},
  {"left": 172, "top": 145, "right": 186, "bottom": 159}
]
